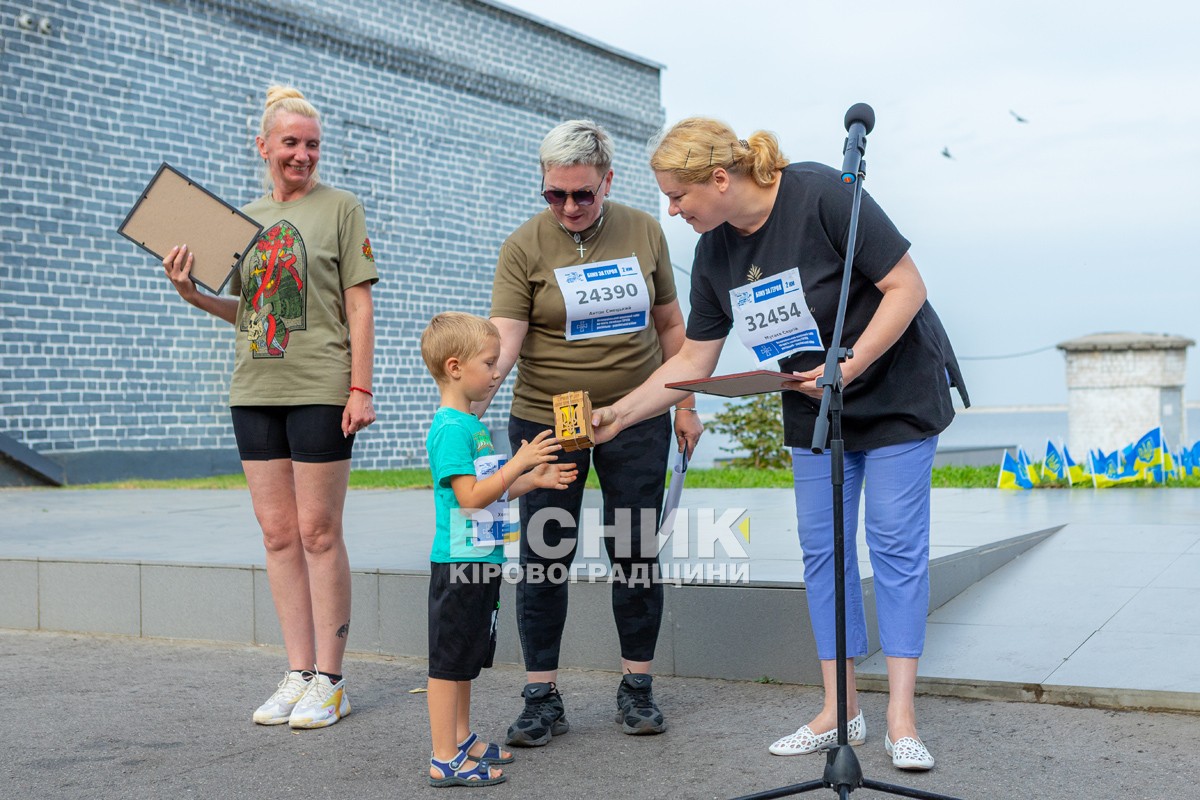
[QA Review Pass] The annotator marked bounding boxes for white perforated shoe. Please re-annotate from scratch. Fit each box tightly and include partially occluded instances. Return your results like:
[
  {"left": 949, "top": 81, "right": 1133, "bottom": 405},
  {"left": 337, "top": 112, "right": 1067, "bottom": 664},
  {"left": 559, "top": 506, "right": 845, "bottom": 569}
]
[
  {"left": 253, "top": 670, "right": 313, "bottom": 725},
  {"left": 769, "top": 711, "right": 866, "bottom": 755},
  {"left": 885, "top": 733, "right": 935, "bottom": 770}
]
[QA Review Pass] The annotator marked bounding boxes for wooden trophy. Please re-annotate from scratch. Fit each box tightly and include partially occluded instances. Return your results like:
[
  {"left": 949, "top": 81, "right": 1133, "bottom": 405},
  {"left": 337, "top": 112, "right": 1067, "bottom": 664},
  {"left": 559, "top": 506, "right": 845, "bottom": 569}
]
[{"left": 552, "top": 390, "right": 594, "bottom": 452}]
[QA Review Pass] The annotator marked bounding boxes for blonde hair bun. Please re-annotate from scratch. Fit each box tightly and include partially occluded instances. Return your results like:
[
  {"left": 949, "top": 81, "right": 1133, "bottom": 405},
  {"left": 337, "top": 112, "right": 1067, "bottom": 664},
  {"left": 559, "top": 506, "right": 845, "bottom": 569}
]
[
  {"left": 650, "top": 117, "right": 788, "bottom": 188},
  {"left": 265, "top": 84, "right": 307, "bottom": 109}
]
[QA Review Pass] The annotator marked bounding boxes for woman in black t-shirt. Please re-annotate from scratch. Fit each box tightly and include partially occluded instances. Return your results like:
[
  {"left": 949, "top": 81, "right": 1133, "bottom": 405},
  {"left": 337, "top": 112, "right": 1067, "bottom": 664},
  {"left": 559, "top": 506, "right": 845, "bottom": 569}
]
[{"left": 593, "top": 117, "right": 968, "bottom": 772}]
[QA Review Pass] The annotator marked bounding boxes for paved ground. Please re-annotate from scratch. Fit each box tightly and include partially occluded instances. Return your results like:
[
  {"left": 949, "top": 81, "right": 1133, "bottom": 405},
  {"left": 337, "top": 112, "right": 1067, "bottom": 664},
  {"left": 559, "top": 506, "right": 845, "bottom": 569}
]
[
  {"left": 5, "top": 628, "right": 1198, "bottom": 800},
  {"left": 5, "top": 486, "right": 1200, "bottom": 797},
  {"left": 4, "top": 487, "right": 1199, "bottom": 701}
]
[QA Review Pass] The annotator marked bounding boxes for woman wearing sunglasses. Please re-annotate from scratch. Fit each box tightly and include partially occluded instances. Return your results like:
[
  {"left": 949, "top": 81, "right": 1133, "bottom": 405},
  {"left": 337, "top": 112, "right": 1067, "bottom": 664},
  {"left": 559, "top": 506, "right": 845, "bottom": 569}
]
[{"left": 478, "top": 119, "right": 703, "bottom": 747}]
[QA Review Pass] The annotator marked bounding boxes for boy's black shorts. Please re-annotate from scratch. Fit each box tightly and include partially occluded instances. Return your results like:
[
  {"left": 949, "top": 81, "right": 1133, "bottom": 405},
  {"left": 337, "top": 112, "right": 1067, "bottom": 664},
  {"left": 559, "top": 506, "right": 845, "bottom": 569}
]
[{"left": 428, "top": 561, "right": 502, "bottom": 681}]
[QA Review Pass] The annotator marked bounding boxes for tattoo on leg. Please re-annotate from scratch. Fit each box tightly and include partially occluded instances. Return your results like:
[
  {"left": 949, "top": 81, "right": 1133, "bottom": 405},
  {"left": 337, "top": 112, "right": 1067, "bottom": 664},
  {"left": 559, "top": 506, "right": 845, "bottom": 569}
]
[{"left": 336, "top": 621, "right": 350, "bottom": 639}]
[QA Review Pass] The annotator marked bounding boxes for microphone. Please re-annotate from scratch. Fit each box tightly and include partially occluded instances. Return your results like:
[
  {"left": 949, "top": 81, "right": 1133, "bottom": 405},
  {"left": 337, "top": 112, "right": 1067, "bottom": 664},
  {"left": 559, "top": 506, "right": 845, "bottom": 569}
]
[{"left": 840, "top": 103, "right": 875, "bottom": 184}]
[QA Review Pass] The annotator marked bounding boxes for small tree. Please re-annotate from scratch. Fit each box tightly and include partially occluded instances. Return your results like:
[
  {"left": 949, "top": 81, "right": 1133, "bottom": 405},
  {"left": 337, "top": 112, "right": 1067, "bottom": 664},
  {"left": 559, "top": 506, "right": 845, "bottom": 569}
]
[{"left": 707, "top": 393, "right": 790, "bottom": 469}]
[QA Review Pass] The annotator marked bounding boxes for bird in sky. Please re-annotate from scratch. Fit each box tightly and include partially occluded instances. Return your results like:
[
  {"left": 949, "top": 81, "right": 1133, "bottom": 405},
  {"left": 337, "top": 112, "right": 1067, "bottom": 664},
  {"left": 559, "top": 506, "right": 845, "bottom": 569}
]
[
  {"left": 1010, "top": 110, "right": 1029, "bottom": 123},
  {"left": 941, "top": 147, "right": 954, "bottom": 159}
]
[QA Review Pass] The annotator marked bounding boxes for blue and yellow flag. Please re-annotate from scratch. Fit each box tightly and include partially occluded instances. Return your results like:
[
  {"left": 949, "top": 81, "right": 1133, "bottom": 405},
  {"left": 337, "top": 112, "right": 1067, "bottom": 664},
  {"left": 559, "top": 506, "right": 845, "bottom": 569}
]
[
  {"left": 1181, "top": 445, "right": 1197, "bottom": 478},
  {"left": 1062, "top": 444, "right": 1087, "bottom": 485},
  {"left": 1162, "top": 449, "right": 1177, "bottom": 481},
  {"left": 1093, "top": 446, "right": 1143, "bottom": 487},
  {"left": 1132, "top": 427, "right": 1164, "bottom": 482},
  {"left": 1043, "top": 441, "right": 1066, "bottom": 482},
  {"left": 1017, "top": 448, "right": 1040, "bottom": 486},
  {"left": 999, "top": 451, "right": 1033, "bottom": 489},
  {"left": 1090, "top": 449, "right": 1123, "bottom": 488},
  {"left": 1120, "top": 444, "right": 1137, "bottom": 475}
]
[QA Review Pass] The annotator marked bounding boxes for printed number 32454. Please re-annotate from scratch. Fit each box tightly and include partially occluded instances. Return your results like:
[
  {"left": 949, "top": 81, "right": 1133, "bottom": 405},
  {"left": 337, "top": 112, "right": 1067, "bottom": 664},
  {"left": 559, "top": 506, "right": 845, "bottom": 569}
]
[{"left": 744, "top": 302, "right": 805, "bottom": 332}]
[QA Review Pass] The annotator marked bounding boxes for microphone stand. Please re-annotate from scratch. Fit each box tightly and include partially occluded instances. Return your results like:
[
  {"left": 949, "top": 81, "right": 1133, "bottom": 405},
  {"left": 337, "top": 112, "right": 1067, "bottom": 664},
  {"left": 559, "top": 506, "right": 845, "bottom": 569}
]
[{"left": 729, "top": 114, "right": 962, "bottom": 800}]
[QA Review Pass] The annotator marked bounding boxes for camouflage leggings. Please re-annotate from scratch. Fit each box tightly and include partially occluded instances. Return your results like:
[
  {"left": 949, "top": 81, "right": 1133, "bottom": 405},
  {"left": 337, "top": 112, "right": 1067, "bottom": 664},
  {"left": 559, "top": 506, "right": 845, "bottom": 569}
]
[{"left": 508, "top": 413, "right": 669, "bottom": 670}]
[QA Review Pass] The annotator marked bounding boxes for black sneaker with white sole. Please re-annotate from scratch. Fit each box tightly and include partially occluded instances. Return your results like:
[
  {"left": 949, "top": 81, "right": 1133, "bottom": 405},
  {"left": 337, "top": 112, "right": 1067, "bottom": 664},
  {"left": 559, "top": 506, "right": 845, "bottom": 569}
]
[
  {"left": 505, "top": 682, "right": 569, "bottom": 747},
  {"left": 616, "top": 673, "right": 667, "bottom": 735}
]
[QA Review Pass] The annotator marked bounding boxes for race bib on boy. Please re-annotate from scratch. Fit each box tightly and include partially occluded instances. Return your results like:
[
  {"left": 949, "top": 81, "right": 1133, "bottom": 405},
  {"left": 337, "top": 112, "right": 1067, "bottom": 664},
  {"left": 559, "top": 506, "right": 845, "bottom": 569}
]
[
  {"left": 467, "top": 454, "right": 519, "bottom": 548},
  {"left": 730, "top": 268, "right": 824, "bottom": 363},
  {"left": 554, "top": 256, "right": 650, "bottom": 340}
]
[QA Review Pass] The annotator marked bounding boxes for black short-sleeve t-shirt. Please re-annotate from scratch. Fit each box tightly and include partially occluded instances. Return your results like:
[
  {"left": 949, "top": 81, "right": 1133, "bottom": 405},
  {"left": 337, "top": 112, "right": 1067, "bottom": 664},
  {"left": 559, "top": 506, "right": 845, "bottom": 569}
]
[{"left": 687, "top": 162, "right": 968, "bottom": 451}]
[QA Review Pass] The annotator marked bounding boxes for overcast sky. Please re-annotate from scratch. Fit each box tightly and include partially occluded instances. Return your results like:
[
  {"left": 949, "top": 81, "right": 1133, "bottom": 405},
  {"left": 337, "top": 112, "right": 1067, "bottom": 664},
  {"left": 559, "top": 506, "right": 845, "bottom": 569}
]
[{"left": 499, "top": 0, "right": 1200, "bottom": 407}]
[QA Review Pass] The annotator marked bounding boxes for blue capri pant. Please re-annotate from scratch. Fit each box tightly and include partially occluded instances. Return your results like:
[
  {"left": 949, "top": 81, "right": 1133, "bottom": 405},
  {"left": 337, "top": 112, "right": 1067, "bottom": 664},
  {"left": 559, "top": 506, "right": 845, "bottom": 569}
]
[{"left": 791, "top": 436, "right": 937, "bottom": 661}]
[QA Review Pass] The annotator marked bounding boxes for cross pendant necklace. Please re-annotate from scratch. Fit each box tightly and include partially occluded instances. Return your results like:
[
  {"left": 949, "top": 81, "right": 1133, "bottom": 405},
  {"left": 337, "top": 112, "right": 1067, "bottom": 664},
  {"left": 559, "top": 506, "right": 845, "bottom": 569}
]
[{"left": 561, "top": 208, "right": 606, "bottom": 260}]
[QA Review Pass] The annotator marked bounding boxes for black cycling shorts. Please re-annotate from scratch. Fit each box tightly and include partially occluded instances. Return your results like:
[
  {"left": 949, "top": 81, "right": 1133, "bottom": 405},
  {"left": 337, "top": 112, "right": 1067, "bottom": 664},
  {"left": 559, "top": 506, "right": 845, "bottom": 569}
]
[{"left": 230, "top": 405, "right": 354, "bottom": 463}]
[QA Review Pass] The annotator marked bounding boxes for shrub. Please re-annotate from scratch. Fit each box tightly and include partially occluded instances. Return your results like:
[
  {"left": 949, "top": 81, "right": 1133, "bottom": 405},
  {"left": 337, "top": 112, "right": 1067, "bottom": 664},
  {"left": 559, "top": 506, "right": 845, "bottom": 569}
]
[{"left": 707, "top": 393, "right": 791, "bottom": 470}]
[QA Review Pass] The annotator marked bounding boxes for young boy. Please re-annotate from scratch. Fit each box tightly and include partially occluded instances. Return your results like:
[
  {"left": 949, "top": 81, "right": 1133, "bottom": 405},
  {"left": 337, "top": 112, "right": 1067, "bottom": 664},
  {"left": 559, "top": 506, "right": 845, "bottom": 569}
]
[{"left": 420, "top": 312, "right": 577, "bottom": 787}]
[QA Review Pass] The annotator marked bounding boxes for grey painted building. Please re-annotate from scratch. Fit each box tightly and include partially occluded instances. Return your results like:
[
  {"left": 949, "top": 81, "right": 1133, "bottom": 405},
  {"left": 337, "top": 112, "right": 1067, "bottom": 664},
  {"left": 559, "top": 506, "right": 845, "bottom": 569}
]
[{"left": 0, "top": 0, "right": 665, "bottom": 484}]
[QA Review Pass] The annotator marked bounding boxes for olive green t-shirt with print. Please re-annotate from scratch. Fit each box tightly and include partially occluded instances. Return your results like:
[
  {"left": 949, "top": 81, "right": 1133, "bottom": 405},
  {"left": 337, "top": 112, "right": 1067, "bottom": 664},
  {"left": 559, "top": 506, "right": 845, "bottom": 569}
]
[
  {"left": 228, "top": 183, "right": 379, "bottom": 407},
  {"left": 490, "top": 202, "right": 676, "bottom": 426}
]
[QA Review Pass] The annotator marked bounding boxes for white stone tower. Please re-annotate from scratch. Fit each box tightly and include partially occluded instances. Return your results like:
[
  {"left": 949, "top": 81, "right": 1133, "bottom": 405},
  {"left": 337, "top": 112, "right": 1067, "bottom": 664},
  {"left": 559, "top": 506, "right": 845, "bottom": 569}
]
[{"left": 1057, "top": 332, "right": 1193, "bottom": 452}]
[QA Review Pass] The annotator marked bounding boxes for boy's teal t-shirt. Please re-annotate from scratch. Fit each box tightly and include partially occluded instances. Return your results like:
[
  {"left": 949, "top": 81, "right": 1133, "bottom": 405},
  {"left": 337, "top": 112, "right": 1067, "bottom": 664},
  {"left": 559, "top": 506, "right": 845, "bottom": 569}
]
[{"left": 426, "top": 407, "right": 506, "bottom": 564}]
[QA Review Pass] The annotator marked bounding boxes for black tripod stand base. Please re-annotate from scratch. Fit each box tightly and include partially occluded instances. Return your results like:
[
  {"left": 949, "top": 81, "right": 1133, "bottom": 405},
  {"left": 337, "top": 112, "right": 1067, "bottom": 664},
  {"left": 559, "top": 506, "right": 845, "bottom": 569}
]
[
  {"left": 729, "top": 745, "right": 862, "bottom": 800},
  {"left": 859, "top": 778, "right": 963, "bottom": 800},
  {"left": 729, "top": 744, "right": 964, "bottom": 800},
  {"left": 728, "top": 779, "right": 826, "bottom": 800},
  {"left": 822, "top": 744, "right": 863, "bottom": 792}
]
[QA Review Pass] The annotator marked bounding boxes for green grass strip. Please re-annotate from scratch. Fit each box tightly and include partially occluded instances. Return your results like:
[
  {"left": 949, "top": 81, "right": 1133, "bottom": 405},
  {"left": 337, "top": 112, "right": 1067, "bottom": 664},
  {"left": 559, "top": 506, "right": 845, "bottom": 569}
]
[{"left": 64, "top": 463, "right": 1200, "bottom": 491}]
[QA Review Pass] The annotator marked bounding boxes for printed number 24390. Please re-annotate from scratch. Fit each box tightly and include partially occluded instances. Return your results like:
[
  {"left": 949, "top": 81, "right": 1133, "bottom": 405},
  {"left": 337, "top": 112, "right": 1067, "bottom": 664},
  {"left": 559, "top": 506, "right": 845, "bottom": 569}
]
[{"left": 576, "top": 283, "right": 640, "bottom": 304}]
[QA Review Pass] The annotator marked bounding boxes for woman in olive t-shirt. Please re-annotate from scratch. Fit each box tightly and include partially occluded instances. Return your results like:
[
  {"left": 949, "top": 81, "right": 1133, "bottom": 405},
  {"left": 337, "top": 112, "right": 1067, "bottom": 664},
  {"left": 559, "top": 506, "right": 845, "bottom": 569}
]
[
  {"left": 480, "top": 120, "right": 704, "bottom": 746},
  {"left": 161, "top": 85, "right": 377, "bottom": 731}
]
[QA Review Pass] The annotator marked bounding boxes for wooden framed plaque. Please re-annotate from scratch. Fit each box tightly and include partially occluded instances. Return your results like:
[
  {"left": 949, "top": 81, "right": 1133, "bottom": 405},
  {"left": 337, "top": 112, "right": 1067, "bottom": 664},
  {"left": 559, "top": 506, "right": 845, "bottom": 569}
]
[
  {"left": 118, "top": 162, "right": 262, "bottom": 294},
  {"left": 666, "top": 370, "right": 797, "bottom": 398},
  {"left": 553, "top": 390, "right": 595, "bottom": 452}
]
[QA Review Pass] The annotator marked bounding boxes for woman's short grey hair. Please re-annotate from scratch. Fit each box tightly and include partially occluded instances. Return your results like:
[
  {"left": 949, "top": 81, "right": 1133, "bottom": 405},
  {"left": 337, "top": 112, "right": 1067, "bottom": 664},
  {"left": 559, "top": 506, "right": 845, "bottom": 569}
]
[{"left": 539, "top": 120, "right": 614, "bottom": 173}]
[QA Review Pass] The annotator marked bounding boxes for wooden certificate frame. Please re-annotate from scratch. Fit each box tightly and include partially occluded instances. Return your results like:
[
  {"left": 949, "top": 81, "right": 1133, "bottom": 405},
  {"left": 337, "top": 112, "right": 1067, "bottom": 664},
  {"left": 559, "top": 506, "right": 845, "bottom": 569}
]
[
  {"left": 665, "top": 370, "right": 797, "bottom": 398},
  {"left": 118, "top": 163, "right": 261, "bottom": 294}
]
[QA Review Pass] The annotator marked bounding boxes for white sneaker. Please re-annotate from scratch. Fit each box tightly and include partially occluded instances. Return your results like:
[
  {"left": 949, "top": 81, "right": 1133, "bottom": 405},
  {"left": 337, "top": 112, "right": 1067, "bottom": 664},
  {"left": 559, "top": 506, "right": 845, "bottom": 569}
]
[
  {"left": 253, "top": 670, "right": 313, "bottom": 725},
  {"left": 289, "top": 673, "right": 351, "bottom": 729}
]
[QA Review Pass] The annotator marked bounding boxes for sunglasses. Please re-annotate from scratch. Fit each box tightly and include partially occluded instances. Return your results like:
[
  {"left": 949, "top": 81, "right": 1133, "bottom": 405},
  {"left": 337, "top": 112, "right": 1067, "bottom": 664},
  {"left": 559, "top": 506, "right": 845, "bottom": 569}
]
[{"left": 541, "top": 179, "right": 604, "bottom": 207}]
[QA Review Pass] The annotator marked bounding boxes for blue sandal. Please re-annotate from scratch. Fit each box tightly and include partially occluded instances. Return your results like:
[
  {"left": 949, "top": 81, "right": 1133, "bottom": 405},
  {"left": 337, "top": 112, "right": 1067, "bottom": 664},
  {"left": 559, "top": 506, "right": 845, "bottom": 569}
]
[
  {"left": 429, "top": 747, "right": 507, "bottom": 788},
  {"left": 458, "top": 732, "right": 515, "bottom": 765}
]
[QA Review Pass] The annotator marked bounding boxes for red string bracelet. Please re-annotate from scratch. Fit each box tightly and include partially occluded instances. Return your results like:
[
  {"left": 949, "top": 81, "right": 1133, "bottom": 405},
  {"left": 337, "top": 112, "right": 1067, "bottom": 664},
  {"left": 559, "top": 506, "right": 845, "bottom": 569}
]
[
  {"left": 350, "top": 386, "right": 373, "bottom": 397},
  {"left": 498, "top": 463, "right": 508, "bottom": 495}
]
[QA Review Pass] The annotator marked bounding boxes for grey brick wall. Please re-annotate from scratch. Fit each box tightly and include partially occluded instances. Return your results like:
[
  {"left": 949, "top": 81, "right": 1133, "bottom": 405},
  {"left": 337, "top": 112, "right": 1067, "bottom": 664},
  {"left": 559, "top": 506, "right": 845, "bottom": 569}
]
[{"left": 0, "top": 0, "right": 665, "bottom": 480}]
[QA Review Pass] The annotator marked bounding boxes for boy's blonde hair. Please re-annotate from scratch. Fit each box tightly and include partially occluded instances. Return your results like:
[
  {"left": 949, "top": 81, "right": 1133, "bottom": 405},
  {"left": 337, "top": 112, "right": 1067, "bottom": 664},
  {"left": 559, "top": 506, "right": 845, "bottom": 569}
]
[{"left": 420, "top": 312, "right": 500, "bottom": 383}]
